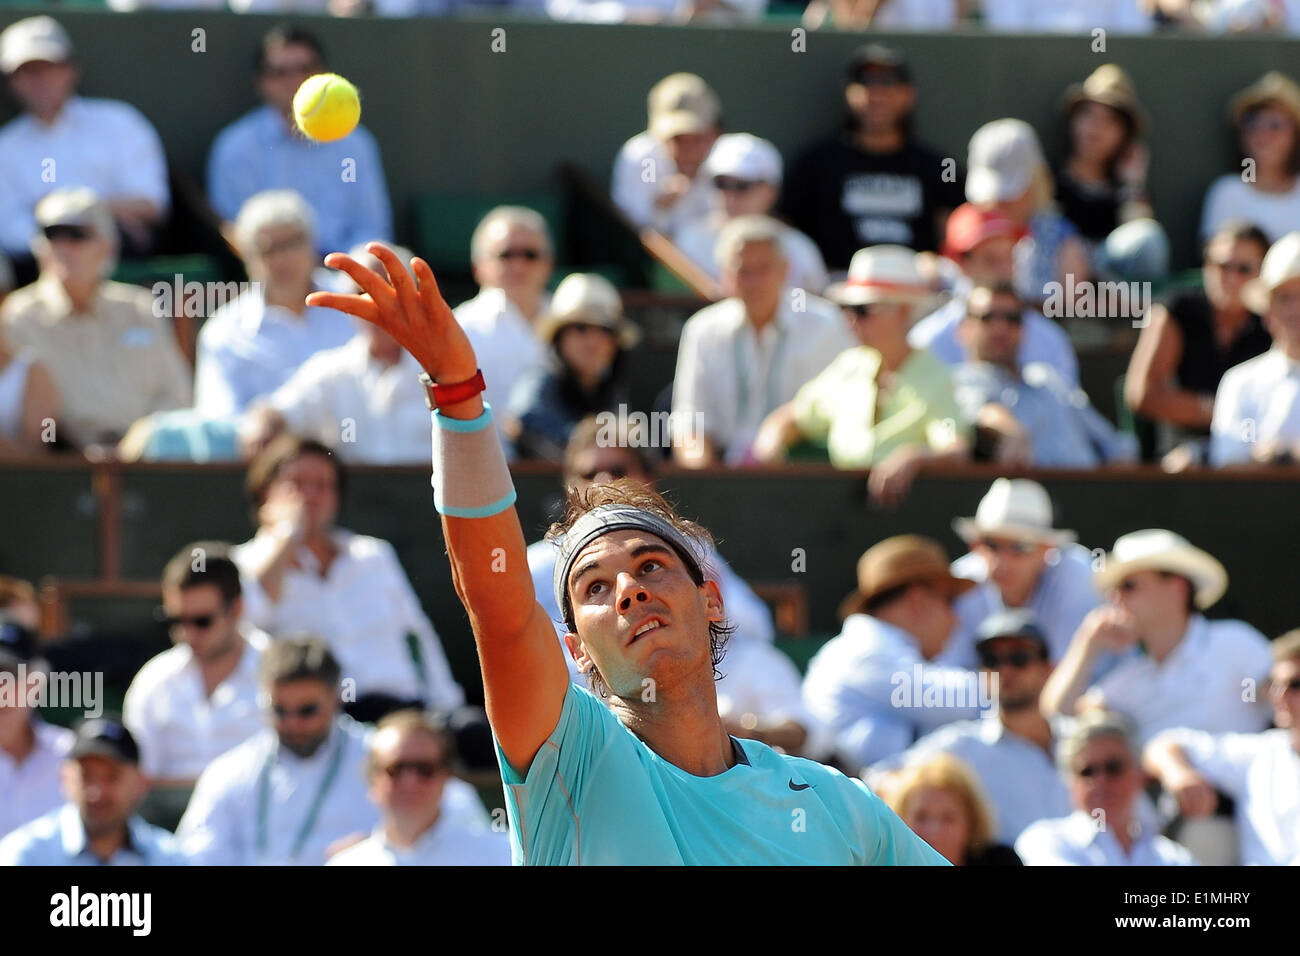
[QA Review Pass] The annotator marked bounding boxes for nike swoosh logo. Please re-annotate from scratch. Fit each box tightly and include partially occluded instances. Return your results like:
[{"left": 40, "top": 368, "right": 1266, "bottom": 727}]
[{"left": 789, "top": 780, "right": 811, "bottom": 791}]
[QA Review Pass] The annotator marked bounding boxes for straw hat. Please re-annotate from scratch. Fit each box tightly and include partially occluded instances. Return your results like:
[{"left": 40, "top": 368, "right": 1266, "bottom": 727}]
[
  {"left": 535, "top": 273, "right": 640, "bottom": 349},
  {"left": 824, "top": 245, "right": 931, "bottom": 307},
  {"left": 838, "top": 535, "right": 975, "bottom": 620},
  {"left": 1229, "top": 71, "right": 1300, "bottom": 131},
  {"left": 1063, "top": 64, "right": 1147, "bottom": 134},
  {"left": 953, "top": 478, "right": 1077, "bottom": 548},
  {"left": 1093, "top": 530, "right": 1228, "bottom": 611}
]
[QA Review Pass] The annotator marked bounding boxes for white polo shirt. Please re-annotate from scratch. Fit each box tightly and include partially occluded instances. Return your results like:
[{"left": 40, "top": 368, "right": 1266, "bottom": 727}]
[
  {"left": 0, "top": 804, "right": 187, "bottom": 866},
  {"left": 802, "top": 614, "right": 986, "bottom": 770},
  {"left": 671, "top": 295, "right": 853, "bottom": 463},
  {"left": 122, "top": 627, "right": 270, "bottom": 781},
  {"left": 453, "top": 287, "right": 549, "bottom": 415},
  {"left": 1210, "top": 348, "right": 1300, "bottom": 466},
  {"left": 267, "top": 335, "right": 432, "bottom": 464},
  {"left": 0, "top": 97, "right": 170, "bottom": 255},
  {"left": 1150, "top": 726, "right": 1300, "bottom": 866},
  {"left": 327, "top": 817, "right": 511, "bottom": 866},
  {"left": 610, "top": 131, "right": 716, "bottom": 238},
  {"left": 869, "top": 716, "right": 1073, "bottom": 842},
  {"left": 1081, "top": 615, "right": 1273, "bottom": 745},
  {"left": 232, "top": 529, "right": 464, "bottom": 706},
  {"left": 1015, "top": 811, "right": 1196, "bottom": 866},
  {"left": 0, "top": 719, "right": 73, "bottom": 838}
]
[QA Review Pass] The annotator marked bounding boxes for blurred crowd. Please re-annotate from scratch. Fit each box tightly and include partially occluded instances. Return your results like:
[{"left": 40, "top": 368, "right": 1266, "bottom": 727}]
[{"left": 1, "top": 15, "right": 1298, "bottom": 868}]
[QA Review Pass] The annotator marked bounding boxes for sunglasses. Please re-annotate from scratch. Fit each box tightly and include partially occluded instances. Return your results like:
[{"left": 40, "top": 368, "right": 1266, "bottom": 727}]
[
  {"left": 1243, "top": 114, "right": 1290, "bottom": 133},
  {"left": 1271, "top": 676, "right": 1300, "bottom": 695},
  {"left": 497, "top": 247, "right": 543, "bottom": 262},
  {"left": 255, "top": 233, "right": 309, "bottom": 257},
  {"left": 977, "top": 649, "right": 1042, "bottom": 670},
  {"left": 975, "top": 538, "right": 1036, "bottom": 556},
  {"left": 579, "top": 464, "right": 630, "bottom": 481},
  {"left": 968, "top": 309, "right": 1023, "bottom": 325},
  {"left": 855, "top": 72, "right": 907, "bottom": 88},
  {"left": 713, "top": 176, "right": 761, "bottom": 193},
  {"left": 1208, "top": 259, "right": 1258, "bottom": 277},
  {"left": 843, "top": 303, "right": 877, "bottom": 320},
  {"left": 382, "top": 760, "right": 445, "bottom": 780},
  {"left": 163, "top": 613, "right": 217, "bottom": 630},
  {"left": 272, "top": 702, "right": 322, "bottom": 720},
  {"left": 43, "top": 224, "right": 93, "bottom": 243},
  {"left": 1075, "top": 758, "right": 1129, "bottom": 779}
]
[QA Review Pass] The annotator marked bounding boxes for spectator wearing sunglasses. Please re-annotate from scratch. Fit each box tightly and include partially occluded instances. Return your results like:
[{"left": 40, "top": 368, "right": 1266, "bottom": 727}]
[
  {"left": 1143, "top": 631, "right": 1300, "bottom": 866},
  {"left": 1200, "top": 73, "right": 1300, "bottom": 244},
  {"left": 753, "top": 245, "right": 969, "bottom": 506},
  {"left": 506, "top": 274, "right": 640, "bottom": 463},
  {"left": 939, "top": 479, "right": 1102, "bottom": 672},
  {"left": 869, "top": 610, "right": 1072, "bottom": 844},
  {"left": 525, "top": 418, "right": 826, "bottom": 757},
  {"left": 1041, "top": 530, "right": 1272, "bottom": 746},
  {"left": 122, "top": 543, "right": 269, "bottom": 789},
  {"left": 611, "top": 73, "right": 721, "bottom": 240},
  {"left": 952, "top": 282, "right": 1136, "bottom": 467},
  {"left": 1014, "top": 710, "right": 1195, "bottom": 866},
  {"left": 780, "top": 45, "right": 963, "bottom": 269},
  {"left": 453, "top": 206, "right": 554, "bottom": 417},
  {"left": 328, "top": 710, "right": 510, "bottom": 866},
  {"left": 206, "top": 26, "right": 392, "bottom": 260},
  {"left": 0, "top": 16, "right": 169, "bottom": 285},
  {"left": 0, "top": 188, "right": 191, "bottom": 449},
  {"left": 675, "top": 134, "right": 828, "bottom": 295},
  {"left": 909, "top": 203, "right": 1080, "bottom": 388},
  {"left": 1126, "top": 221, "right": 1272, "bottom": 467},
  {"left": 1210, "top": 231, "right": 1300, "bottom": 466}
]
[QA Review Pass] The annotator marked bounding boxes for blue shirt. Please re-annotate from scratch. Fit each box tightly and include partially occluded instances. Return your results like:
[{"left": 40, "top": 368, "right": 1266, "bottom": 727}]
[
  {"left": 0, "top": 804, "right": 187, "bottom": 866},
  {"left": 495, "top": 682, "right": 948, "bottom": 865},
  {"left": 207, "top": 105, "right": 393, "bottom": 257}
]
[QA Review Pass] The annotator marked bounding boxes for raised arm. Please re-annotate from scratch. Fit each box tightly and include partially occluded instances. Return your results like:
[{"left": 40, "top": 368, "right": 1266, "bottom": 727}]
[{"left": 307, "top": 244, "right": 569, "bottom": 773}]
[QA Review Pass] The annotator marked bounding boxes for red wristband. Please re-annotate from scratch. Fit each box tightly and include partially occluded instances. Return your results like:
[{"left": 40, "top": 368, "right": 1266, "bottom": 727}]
[{"left": 419, "top": 369, "right": 486, "bottom": 410}]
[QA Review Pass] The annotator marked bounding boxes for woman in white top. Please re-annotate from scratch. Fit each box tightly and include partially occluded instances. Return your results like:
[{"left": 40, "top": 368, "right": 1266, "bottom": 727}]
[
  {"left": 0, "top": 339, "right": 58, "bottom": 456},
  {"left": 1201, "top": 72, "right": 1300, "bottom": 243}
]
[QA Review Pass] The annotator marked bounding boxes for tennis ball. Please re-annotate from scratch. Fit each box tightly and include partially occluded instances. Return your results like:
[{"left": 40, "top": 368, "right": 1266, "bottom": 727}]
[{"left": 293, "top": 73, "right": 361, "bottom": 143}]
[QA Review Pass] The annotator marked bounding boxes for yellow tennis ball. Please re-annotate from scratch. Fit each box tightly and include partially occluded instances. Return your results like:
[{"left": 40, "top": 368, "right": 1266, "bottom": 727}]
[{"left": 293, "top": 73, "right": 361, "bottom": 143}]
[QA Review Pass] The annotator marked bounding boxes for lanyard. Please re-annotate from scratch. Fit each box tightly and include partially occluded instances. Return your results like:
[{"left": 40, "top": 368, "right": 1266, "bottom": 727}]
[
  {"left": 734, "top": 320, "right": 788, "bottom": 430},
  {"left": 255, "top": 728, "right": 347, "bottom": 861}
]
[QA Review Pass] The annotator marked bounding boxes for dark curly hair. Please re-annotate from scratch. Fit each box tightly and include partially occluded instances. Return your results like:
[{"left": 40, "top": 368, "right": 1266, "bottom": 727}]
[{"left": 546, "top": 479, "right": 733, "bottom": 699}]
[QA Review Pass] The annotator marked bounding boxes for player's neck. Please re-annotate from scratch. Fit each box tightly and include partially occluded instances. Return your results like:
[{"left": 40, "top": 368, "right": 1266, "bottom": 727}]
[{"left": 612, "top": 680, "right": 736, "bottom": 777}]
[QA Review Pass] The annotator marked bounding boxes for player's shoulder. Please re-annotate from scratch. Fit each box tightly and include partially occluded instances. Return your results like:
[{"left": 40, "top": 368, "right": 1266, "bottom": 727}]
[{"left": 775, "top": 751, "right": 883, "bottom": 815}]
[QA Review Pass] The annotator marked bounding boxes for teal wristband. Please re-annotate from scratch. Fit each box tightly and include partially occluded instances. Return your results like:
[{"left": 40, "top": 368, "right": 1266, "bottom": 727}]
[{"left": 430, "top": 402, "right": 517, "bottom": 518}]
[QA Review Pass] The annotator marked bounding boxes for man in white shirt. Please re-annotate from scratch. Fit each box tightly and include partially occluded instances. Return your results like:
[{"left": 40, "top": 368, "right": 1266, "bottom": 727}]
[
  {"left": 611, "top": 73, "right": 722, "bottom": 239},
  {"left": 1211, "top": 231, "right": 1300, "bottom": 466},
  {"left": 234, "top": 434, "right": 464, "bottom": 719},
  {"left": 123, "top": 543, "right": 268, "bottom": 787},
  {"left": 802, "top": 535, "right": 985, "bottom": 771},
  {"left": 328, "top": 709, "right": 510, "bottom": 866},
  {"left": 176, "top": 637, "right": 376, "bottom": 866},
  {"left": 1041, "top": 529, "right": 1273, "bottom": 745},
  {"left": 0, "top": 613, "right": 74, "bottom": 837},
  {"left": 1144, "top": 630, "right": 1300, "bottom": 866},
  {"left": 909, "top": 204, "right": 1080, "bottom": 387},
  {"left": 941, "top": 479, "right": 1102, "bottom": 670},
  {"left": 0, "top": 717, "right": 186, "bottom": 866},
  {"left": 453, "top": 207, "right": 554, "bottom": 416},
  {"left": 870, "top": 610, "right": 1072, "bottom": 843},
  {"left": 1015, "top": 711, "right": 1194, "bottom": 865},
  {"left": 0, "top": 16, "right": 169, "bottom": 281},
  {"left": 674, "top": 133, "right": 828, "bottom": 294},
  {"left": 671, "top": 214, "right": 853, "bottom": 467},
  {"left": 244, "top": 243, "right": 431, "bottom": 464},
  {"left": 194, "top": 190, "right": 356, "bottom": 417}
]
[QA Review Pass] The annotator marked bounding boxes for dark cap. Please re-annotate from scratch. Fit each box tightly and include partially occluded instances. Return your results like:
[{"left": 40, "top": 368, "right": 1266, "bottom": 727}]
[
  {"left": 0, "top": 612, "right": 39, "bottom": 670},
  {"left": 846, "top": 44, "right": 911, "bottom": 83},
  {"left": 974, "top": 608, "right": 1049, "bottom": 652},
  {"left": 69, "top": 716, "right": 140, "bottom": 766}
]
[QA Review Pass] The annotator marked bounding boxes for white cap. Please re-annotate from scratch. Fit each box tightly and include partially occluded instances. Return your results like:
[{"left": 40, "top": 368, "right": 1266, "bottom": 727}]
[
  {"left": 965, "top": 119, "right": 1044, "bottom": 205},
  {"left": 648, "top": 73, "right": 720, "bottom": 141},
  {"left": 1243, "top": 231, "right": 1300, "bottom": 315},
  {"left": 536, "top": 273, "right": 640, "bottom": 349},
  {"left": 953, "top": 478, "right": 1076, "bottom": 547},
  {"left": 34, "top": 187, "right": 115, "bottom": 241},
  {"left": 0, "top": 16, "right": 73, "bottom": 75},
  {"left": 1094, "top": 529, "right": 1228, "bottom": 610},
  {"left": 705, "top": 133, "right": 782, "bottom": 185},
  {"left": 824, "top": 245, "right": 929, "bottom": 307}
]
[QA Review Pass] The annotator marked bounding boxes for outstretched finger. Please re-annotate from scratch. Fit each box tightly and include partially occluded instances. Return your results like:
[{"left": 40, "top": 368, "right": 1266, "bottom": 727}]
[
  {"left": 412, "top": 256, "right": 449, "bottom": 320},
  {"left": 322, "top": 252, "right": 397, "bottom": 310},
  {"left": 369, "top": 243, "right": 421, "bottom": 321},
  {"left": 307, "top": 291, "right": 381, "bottom": 325}
]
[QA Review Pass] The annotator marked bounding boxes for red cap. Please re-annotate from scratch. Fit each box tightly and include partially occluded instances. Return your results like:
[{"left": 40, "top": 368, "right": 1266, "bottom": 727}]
[{"left": 942, "top": 203, "right": 1025, "bottom": 260}]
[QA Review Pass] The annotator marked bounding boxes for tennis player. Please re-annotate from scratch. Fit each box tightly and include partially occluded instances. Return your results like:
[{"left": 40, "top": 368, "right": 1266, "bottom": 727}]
[{"left": 308, "top": 243, "right": 947, "bottom": 866}]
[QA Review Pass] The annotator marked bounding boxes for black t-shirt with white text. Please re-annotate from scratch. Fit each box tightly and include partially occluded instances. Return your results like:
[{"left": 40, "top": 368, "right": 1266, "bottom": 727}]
[{"left": 779, "top": 134, "right": 965, "bottom": 269}]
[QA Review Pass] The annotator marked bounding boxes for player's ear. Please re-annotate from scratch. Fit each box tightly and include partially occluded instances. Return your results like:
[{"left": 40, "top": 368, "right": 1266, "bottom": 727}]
[
  {"left": 701, "top": 579, "right": 724, "bottom": 625},
  {"left": 563, "top": 632, "right": 594, "bottom": 674}
]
